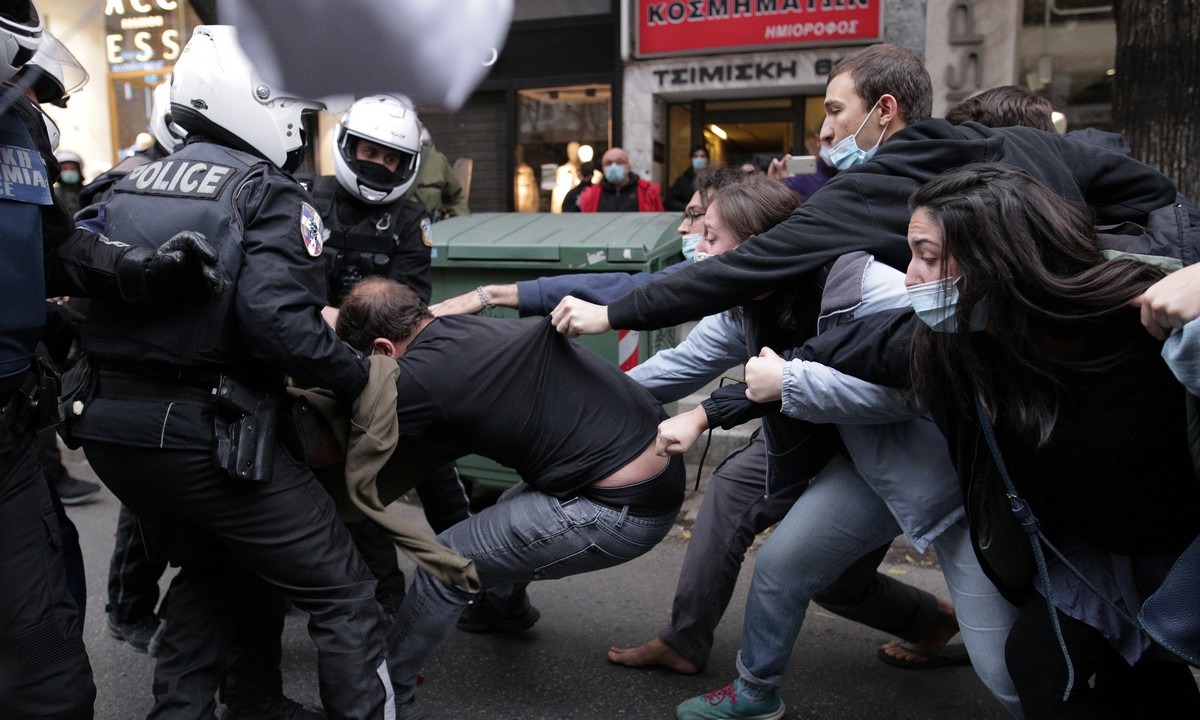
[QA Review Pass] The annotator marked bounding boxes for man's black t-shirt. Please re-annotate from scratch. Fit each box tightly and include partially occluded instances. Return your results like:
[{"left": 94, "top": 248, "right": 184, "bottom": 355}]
[{"left": 393, "top": 315, "right": 662, "bottom": 497}]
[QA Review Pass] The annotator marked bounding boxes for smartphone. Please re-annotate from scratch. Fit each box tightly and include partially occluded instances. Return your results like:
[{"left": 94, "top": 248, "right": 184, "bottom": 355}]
[{"left": 786, "top": 155, "right": 818, "bottom": 175}]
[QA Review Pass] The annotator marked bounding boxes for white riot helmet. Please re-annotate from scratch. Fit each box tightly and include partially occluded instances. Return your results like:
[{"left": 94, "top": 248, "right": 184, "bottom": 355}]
[
  {"left": 54, "top": 149, "right": 81, "bottom": 167},
  {"left": 332, "top": 94, "right": 421, "bottom": 204},
  {"left": 170, "top": 25, "right": 323, "bottom": 171},
  {"left": 0, "top": 0, "right": 40, "bottom": 83},
  {"left": 21, "top": 29, "right": 87, "bottom": 107},
  {"left": 149, "top": 80, "right": 185, "bottom": 152}
]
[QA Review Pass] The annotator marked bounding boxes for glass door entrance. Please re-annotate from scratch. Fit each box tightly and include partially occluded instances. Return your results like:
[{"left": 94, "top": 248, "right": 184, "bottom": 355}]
[{"left": 666, "top": 95, "right": 825, "bottom": 181}]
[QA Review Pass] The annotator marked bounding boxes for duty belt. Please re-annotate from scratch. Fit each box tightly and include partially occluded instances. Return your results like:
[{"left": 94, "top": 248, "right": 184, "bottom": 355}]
[{"left": 95, "top": 369, "right": 218, "bottom": 406}]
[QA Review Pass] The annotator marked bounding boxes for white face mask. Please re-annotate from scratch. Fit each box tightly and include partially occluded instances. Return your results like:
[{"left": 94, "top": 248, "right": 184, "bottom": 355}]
[
  {"left": 906, "top": 276, "right": 988, "bottom": 333},
  {"left": 692, "top": 251, "right": 711, "bottom": 261},
  {"left": 826, "top": 97, "right": 889, "bottom": 171},
  {"left": 680, "top": 231, "right": 702, "bottom": 260}
]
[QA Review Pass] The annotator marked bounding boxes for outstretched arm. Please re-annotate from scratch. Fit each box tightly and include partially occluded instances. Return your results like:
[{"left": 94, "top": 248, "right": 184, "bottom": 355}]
[
  {"left": 1132, "top": 263, "right": 1200, "bottom": 340},
  {"left": 655, "top": 405, "right": 710, "bottom": 456},
  {"left": 430, "top": 283, "right": 519, "bottom": 316},
  {"left": 550, "top": 296, "right": 612, "bottom": 337}
]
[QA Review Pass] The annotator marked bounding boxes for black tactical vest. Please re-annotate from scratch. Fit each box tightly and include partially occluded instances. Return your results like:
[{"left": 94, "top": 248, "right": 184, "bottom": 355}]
[
  {"left": 0, "top": 111, "right": 55, "bottom": 379},
  {"left": 311, "top": 176, "right": 418, "bottom": 305},
  {"left": 82, "top": 142, "right": 262, "bottom": 368}
]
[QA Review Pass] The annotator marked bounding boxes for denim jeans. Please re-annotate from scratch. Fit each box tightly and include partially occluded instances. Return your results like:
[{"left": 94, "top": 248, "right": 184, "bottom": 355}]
[
  {"left": 387, "top": 460, "right": 683, "bottom": 703},
  {"left": 661, "top": 429, "right": 938, "bottom": 670},
  {"left": 734, "top": 453, "right": 1022, "bottom": 718}
]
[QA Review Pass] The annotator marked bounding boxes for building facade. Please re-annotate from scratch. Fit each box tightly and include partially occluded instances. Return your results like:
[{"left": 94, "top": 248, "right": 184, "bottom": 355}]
[{"left": 35, "top": 1, "right": 1120, "bottom": 206}]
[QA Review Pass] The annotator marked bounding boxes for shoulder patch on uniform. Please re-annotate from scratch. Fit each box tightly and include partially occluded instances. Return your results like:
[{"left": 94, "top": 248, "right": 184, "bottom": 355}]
[
  {"left": 0, "top": 141, "right": 53, "bottom": 205},
  {"left": 301, "top": 202, "right": 324, "bottom": 257},
  {"left": 420, "top": 216, "right": 433, "bottom": 247}
]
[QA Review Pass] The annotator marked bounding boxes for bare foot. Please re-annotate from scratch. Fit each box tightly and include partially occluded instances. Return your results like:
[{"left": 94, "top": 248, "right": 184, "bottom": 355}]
[
  {"left": 607, "top": 637, "right": 700, "bottom": 674},
  {"left": 879, "top": 598, "right": 960, "bottom": 663}
]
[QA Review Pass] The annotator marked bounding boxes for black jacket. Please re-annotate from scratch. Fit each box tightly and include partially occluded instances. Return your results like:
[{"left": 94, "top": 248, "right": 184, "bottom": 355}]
[
  {"left": 311, "top": 176, "right": 432, "bottom": 305},
  {"left": 784, "top": 307, "right": 1200, "bottom": 600},
  {"left": 664, "top": 167, "right": 696, "bottom": 211},
  {"left": 609, "top": 119, "right": 1177, "bottom": 330}
]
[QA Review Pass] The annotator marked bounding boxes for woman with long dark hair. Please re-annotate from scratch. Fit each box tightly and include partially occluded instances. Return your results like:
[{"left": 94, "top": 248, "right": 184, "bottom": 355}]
[{"left": 905, "top": 163, "right": 1200, "bottom": 718}]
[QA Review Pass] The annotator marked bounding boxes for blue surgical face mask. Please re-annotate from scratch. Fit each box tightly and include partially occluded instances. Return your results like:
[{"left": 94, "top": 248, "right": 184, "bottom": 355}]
[
  {"left": 818, "top": 146, "right": 834, "bottom": 167},
  {"left": 906, "top": 276, "right": 988, "bottom": 333},
  {"left": 681, "top": 231, "right": 702, "bottom": 260},
  {"left": 604, "top": 164, "right": 627, "bottom": 184},
  {"left": 691, "top": 157, "right": 707, "bottom": 171},
  {"left": 826, "top": 97, "right": 889, "bottom": 171},
  {"left": 59, "top": 170, "right": 81, "bottom": 185}
]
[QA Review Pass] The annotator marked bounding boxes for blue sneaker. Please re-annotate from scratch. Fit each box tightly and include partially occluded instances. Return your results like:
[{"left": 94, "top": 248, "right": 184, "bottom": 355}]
[{"left": 676, "top": 683, "right": 785, "bottom": 720}]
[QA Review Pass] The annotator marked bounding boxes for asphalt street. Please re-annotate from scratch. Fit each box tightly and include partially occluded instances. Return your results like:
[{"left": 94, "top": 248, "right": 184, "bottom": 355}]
[{"left": 60, "top": 442, "right": 1015, "bottom": 720}]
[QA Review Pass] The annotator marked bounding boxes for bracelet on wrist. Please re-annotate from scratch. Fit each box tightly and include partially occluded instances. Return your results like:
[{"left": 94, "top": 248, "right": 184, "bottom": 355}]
[{"left": 475, "top": 285, "right": 496, "bottom": 310}]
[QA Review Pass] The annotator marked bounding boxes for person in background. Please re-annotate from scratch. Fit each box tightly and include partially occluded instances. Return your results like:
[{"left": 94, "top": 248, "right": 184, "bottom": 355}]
[
  {"left": 943, "top": 84, "right": 1056, "bottom": 132},
  {"left": 404, "top": 123, "right": 467, "bottom": 220},
  {"left": 579, "top": 147, "right": 664, "bottom": 213},
  {"left": 561, "top": 161, "right": 595, "bottom": 213},
  {"left": 53, "top": 148, "right": 83, "bottom": 216},
  {"left": 314, "top": 93, "right": 431, "bottom": 306},
  {"left": 738, "top": 161, "right": 761, "bottom": 175},
  {"left": 768, "top": 133, "right": 834, "bottom": 201},
  {"left": 666, "top": 144, "right": 708, "bottom": 211}
]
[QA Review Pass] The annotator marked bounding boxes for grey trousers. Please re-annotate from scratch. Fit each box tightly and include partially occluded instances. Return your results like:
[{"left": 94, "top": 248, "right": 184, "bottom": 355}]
[{"left": 661, "top": 428, "right": 938, "bottom": 669}]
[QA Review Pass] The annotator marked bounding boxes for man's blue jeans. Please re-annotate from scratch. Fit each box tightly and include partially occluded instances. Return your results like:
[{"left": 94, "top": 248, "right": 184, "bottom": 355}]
[
  {"left": 387, "top": 463, "right": 682, "bottom": 703},
  {"left": 734, "top": 453, "right": 1022, "bottom": 717}
]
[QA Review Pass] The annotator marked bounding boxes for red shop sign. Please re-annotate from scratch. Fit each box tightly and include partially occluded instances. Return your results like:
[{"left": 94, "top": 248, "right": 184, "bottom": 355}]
[{"left": 636, "top": 0, "right": 883, "bottom": 58}]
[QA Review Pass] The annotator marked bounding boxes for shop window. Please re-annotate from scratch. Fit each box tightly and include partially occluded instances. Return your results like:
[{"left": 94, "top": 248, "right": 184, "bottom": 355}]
[
  {"left": 108, "top": 73, "right": 169, "bottom": 158},
  {"left": 513, "top": 0, "right": 609, "bottom": 21},
  {"left": 665, "top": 95, "right": 823, "bottom": 181},
  {"left": 516, "top": 84, "right": 611, "bottom": 213},
  {"left": 1020, "top": 0, "right": 1114, "bottom": 131},
  {"left": 104, "top": 0, "right": 200, "bottom": 161}
]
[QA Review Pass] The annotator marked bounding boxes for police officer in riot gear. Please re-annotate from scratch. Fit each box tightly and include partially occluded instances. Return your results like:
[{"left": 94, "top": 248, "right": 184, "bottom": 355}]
[
  {"left": 0, "top": 8, "right": 94, "bottom": 717},
  {"left": 314, "top": 93, "right": 431, "bottom": 306},
  {"left": 2, "top": 4, "right": 226, "bottom": 718},
  {"left": 69, "top": 25, "right": 392, "bottom": 720}
]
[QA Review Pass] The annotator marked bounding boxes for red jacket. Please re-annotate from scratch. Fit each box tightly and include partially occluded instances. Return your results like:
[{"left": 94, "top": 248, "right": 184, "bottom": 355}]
[{"left": 579, "top": 177, "right": 663, "bottom": 212}]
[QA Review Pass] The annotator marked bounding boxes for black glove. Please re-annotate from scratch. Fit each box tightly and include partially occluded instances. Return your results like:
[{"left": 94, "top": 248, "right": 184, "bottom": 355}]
[{"left": 117, "top": 231, "right": 231, "bottom": 302}]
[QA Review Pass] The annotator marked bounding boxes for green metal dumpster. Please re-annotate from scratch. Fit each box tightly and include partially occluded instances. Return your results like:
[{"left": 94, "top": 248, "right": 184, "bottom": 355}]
[{"left": 427, "top": 211, "right": 684, "bottom": 489}]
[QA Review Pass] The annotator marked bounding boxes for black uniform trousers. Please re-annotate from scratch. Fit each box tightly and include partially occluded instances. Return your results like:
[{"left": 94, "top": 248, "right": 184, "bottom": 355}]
[
  {"left": 106, "top": 502, "right": 169, "bottom": 625},
  {"left": 0, "top": 428, "right": 96, "bottom": 720},
  {"left": 84, "top": 440, "right": 390, "bottom": 720}
]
